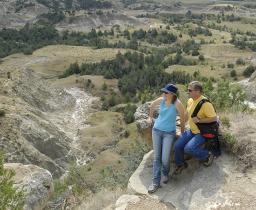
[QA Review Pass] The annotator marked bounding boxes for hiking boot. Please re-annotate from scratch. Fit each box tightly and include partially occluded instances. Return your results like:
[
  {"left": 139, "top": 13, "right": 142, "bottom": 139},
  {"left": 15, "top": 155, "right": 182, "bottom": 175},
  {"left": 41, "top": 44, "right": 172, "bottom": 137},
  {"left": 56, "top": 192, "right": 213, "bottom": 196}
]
[
  {"left": 203, "top": 152, "right": 214, "bottom": 167},
  {"left": 162, "top": 175, "right": 169, "bottom": 184},
  {"left": 173, "top": 162, "right": 188, "bottom": 175},
  {"left": 148, "top": 183, "right": 160, "bottom": 194}
]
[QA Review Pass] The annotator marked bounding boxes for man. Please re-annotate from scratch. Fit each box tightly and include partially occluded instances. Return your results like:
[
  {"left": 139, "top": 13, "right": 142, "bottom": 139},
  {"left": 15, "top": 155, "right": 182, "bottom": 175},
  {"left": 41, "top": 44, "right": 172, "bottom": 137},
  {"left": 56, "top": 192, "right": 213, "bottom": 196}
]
[{"left": 174, "top": 81, "right": 217, "bottom": 174}]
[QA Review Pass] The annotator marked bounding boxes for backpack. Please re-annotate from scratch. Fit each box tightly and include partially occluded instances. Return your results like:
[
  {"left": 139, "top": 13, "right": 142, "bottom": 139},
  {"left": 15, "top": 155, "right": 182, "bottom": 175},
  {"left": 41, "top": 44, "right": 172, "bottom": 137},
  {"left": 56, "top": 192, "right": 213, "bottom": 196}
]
[{"left": 191, "top": 98, "right": 221, "bottom": 156}]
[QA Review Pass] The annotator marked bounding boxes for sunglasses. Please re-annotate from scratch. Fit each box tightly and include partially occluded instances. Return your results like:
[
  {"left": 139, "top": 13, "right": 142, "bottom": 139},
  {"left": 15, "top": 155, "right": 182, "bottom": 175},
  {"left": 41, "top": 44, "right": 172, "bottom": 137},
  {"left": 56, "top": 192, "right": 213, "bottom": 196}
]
[{"left": 188, "top": 89, "right": 195, "bottom": 92}]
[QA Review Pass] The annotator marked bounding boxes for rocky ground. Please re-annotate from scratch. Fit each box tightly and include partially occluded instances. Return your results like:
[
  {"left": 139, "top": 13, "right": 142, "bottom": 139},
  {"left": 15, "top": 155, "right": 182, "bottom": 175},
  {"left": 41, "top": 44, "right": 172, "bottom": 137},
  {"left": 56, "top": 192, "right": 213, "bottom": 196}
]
[
  {"left": 127, "top": 150, "right": 256, "bottom": 210},
  {"left": 4, "top": 163, "right": 53, "bottom": 210},
  {"left": 112, "top": 99, "right": 256, "bottom": 210}
]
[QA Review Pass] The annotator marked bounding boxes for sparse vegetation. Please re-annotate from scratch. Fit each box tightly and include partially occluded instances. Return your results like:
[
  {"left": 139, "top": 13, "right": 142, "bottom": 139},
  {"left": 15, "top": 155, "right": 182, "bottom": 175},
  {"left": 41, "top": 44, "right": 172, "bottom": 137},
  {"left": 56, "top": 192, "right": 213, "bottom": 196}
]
[
  {"left": 203, "top": 80, "right": 247, "bottom": 111},
  {"left": 60, "top": 119, "right": 150, "bottom": 197},
  {"left": 220, "top": 116, "right": 230, "bottom": 129},
  {"left": 222, "top": 132, "right": 236, "bottom": 146},
  {"left": 3, "top": 3, "right": 256, "bottom": 208}
]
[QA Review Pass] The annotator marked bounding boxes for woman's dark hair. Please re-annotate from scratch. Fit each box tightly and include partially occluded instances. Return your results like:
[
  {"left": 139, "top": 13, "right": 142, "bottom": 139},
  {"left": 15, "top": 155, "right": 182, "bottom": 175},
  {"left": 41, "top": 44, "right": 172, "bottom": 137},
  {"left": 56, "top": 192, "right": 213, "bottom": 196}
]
[{"left": 171, "top": 94, "right": 177, "bottom": 104}]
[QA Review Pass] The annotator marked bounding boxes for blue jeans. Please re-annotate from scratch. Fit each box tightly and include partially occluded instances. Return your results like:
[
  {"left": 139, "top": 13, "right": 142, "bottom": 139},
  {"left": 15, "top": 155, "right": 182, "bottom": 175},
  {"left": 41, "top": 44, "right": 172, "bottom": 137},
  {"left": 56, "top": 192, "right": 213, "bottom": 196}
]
[
  {"left": 152, "top": 128, "right": 175, "bottom": 186},
  {"left": 174, "top": 129, "right": 209, "bottom": 166}
]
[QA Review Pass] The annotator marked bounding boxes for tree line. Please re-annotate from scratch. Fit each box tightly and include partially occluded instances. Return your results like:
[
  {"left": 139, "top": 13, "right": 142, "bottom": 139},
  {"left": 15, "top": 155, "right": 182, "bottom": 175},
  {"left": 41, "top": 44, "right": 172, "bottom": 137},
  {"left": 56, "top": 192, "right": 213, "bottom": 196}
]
[
  {"left": 62, "top": 51, "right": 193, "bottom": 97},
  {"left": 0, "top": 24, "right": 138, "bottom": 58}
]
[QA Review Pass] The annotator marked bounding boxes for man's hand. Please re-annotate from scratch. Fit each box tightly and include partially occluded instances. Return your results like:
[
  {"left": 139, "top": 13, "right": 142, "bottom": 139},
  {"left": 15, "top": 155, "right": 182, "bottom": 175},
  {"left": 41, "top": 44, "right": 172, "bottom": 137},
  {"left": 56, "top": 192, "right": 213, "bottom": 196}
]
[{"left": 192, "top": 117, "right": 200, "bottom": 124}]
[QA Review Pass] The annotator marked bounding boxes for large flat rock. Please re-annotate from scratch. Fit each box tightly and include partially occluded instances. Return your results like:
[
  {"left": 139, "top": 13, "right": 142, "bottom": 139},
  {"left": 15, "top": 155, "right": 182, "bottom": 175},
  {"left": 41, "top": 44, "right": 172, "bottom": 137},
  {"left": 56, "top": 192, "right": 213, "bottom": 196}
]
[{"left": 128, "top": 150, "right": 256, "bottom": 210}]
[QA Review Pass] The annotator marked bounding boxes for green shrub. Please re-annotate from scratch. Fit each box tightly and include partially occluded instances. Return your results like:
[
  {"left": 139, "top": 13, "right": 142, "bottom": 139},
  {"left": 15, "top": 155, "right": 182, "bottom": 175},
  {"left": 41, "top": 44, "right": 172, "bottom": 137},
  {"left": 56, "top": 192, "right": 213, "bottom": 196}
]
[
  {"left": 236, "top": 58, "right": 245, "bottom": 65},
  {"left": 102, "top": 82, "right": 108, "bottom": 91},
  {"left": 198, "top": 55, "right": 205, "bottom": 61},
  {"left": 192, "top": 50, "right": 199, "bottom": 56},
  {"left": 22, "top": 47, "right": 33, "bottom": 55},
  {"left": 0, "top": 110, "right": 5, "bottom": 117},
  {"left": 52, "top": 179, "right": 68, "bottom": 200},
  {"left": 230, "top": 69, "right": 237, "bottom": 77},
  {"left": 227, "top": 63, "right": 234, "bottom": 68},
  {"left": 123, "top": 104, "right": 137, "bottom": 124},
  {"left": 203, "top": 80, "right": 247, "bottom": 111},
  {"left": 243, "top": 65, "right": 256, "bottom": 77},
  {"left": 222, "top": 133, "right": 236, "bottom": 146}
]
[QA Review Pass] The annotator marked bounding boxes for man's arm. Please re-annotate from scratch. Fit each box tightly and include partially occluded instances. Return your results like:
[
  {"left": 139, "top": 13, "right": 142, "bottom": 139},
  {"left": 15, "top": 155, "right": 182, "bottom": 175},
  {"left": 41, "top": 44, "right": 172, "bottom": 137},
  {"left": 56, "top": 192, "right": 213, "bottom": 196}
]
[
  {"left": 176, "top": 100, "right": 185, "bottom": 134},
  {"left": 194, "top": 116, "right": 217, "bottom": 123},
  {"left": 192, "top": 102, "right": 217, "bottom": 123}
]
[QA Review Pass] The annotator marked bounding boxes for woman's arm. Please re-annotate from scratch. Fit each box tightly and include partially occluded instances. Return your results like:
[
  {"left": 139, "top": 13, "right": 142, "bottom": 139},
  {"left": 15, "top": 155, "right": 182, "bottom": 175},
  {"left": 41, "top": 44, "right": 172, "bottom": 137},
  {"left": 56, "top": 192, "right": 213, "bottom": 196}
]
[
  {"left": 147, "top": 97, "right": 162, "bottom": 124},
  {"left": 176, "top": 99, "right": 186, "bottom": 134},
  {"left": 184, "top": 110, "right": 188, "bottom": 123}
]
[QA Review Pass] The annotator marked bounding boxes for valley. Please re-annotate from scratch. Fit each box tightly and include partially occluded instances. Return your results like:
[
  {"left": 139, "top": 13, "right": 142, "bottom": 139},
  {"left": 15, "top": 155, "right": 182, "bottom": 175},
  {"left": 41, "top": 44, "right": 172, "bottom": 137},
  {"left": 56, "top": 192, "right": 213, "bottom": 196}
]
[{"left": 1, "top": 0, "right": 256, "bottom": 209}]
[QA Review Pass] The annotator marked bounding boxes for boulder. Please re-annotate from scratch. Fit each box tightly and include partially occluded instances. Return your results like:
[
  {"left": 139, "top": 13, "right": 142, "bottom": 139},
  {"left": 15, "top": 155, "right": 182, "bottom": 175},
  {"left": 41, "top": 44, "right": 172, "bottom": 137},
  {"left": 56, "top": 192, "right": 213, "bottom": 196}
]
[
  {"left": 4, "top": 163, "right": 53, "bottom": 210},
  {"left": 127, "top": 150, "right": 256, "bottom": 210},
  {"left": 115, "top": 194, "right": 141, "bottom": 210},
  {"left": 134, "top": 102, "right": 153, "bottom": 145}
]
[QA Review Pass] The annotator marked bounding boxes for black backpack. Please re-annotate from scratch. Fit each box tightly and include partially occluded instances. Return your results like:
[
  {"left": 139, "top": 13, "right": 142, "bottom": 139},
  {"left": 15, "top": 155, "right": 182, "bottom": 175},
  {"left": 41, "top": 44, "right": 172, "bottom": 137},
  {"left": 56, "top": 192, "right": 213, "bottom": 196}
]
[{"left": 191, "top": 98, "right": 221, "bottom": 156}]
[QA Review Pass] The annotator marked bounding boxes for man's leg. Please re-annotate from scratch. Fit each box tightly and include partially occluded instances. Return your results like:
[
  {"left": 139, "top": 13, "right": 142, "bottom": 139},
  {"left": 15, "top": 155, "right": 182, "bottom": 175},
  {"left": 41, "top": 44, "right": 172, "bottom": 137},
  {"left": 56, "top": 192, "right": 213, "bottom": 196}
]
[
  {"left": 174, "top": 130, "right": 194, "bottom": 166},
  {"left": 161, "top": 132, "right": 175, "bottom": 177},
  {"left": 152, "top": 129, "right": 163, "bottom": 186},
  {"left": 184, "top": 134, "right": 209, "bottom": 161}
]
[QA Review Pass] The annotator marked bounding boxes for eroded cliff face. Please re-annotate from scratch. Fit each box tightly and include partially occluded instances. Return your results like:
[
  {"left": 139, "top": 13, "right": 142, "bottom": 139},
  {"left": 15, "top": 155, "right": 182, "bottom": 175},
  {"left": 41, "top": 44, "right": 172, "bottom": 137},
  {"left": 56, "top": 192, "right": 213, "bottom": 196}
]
[{"left": 0, "top": 67, "right": 98, "bottom": 177}]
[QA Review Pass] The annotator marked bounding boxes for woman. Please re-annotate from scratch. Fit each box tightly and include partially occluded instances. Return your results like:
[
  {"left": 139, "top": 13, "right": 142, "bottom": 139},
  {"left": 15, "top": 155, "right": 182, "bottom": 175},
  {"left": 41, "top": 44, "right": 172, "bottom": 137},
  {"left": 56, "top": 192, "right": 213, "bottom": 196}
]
[{"left": 147, "top": 83, "right": 185, "bottom": 193}]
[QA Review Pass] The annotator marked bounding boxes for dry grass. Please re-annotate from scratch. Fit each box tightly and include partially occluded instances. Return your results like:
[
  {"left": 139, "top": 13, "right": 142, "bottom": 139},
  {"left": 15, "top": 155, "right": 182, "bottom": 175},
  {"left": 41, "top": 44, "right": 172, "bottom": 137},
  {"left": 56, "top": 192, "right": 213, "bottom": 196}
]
[
  {"left": 227, "top": 112, "right": 256, "bottom": 143},
  {"left": 0, "top": 45, "right": 126, "bottom": 78},
  {"left": 67, "top": 115, "right": 150, "bottom": 204},
  {"left": 218, "top": 21, "right": 256, "bottom": 33},
  {"left": 79, "top": 111, "right": 125, "bottom": 152},
  {"left": 200, "top": 43, "right": 254, "bottom": 62},
  {"left": 51, "top": 74, "right": 119, "bottom": 92},
  {"left": 30, "top": 45, "right": 126, "bottom": 77},
  {"left": 220, "top": 111, "right": 256, "bottom": 170},
  {"left": 75, "top": 188, "right": 124, "bottom": 210},
  {"left": 165, "top": 64, "right": 219, "bottom": 78},
  {"left": 199, "top": 43, "right": 255, "bottom": 78}
]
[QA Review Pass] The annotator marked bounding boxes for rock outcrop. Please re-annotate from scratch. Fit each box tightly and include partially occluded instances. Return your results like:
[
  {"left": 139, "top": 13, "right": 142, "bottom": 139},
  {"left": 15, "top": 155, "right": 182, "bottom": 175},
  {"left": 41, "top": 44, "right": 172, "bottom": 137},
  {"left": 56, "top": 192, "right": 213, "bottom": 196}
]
[
  {"left": 239, "top": 72, "right": 256, "bottom": 104},
  {"left": 127, "top": 150, "right": 256, "bottom": 210},
  {"left": 114, "top": 194, "right": 174, "bottom": 210},
  {"left": 114, "top": 103, "right": 256, "bottom": 210},
  {"left": 4, "top": 163, "right": 53, "bottom": 210},
  {"left": 134, "top": 102, "right": 154, "bottom": 145},
  {"left": 134, "top": 102, "right": 152, "bottom": 131},
  {"left": 0, "top": 68, "right": 75, "bottom": 177}
]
